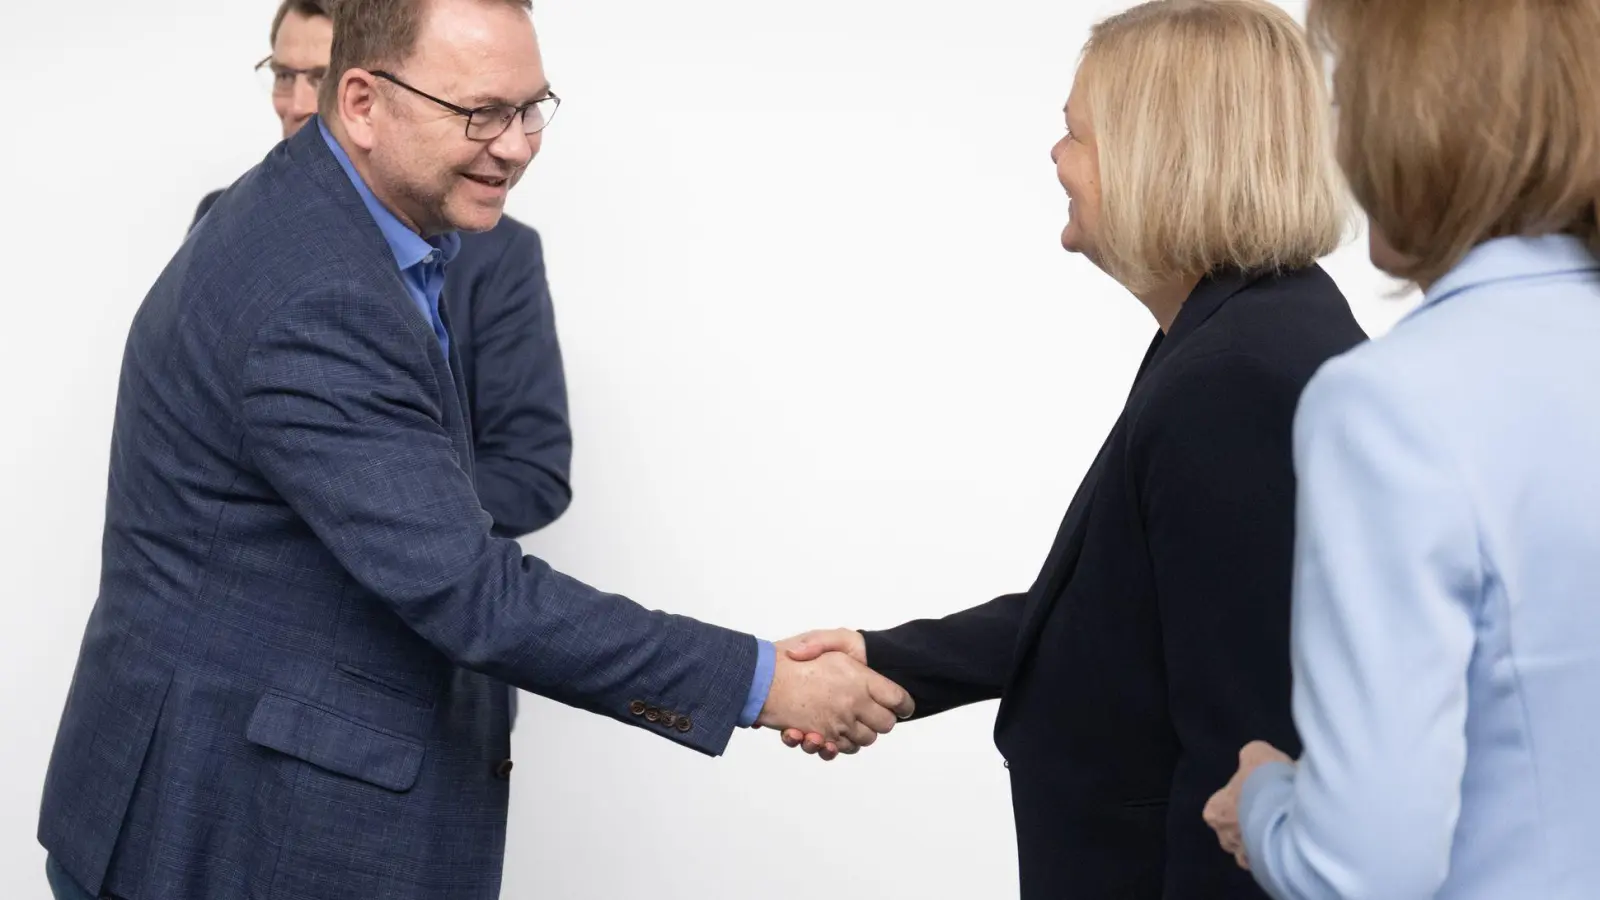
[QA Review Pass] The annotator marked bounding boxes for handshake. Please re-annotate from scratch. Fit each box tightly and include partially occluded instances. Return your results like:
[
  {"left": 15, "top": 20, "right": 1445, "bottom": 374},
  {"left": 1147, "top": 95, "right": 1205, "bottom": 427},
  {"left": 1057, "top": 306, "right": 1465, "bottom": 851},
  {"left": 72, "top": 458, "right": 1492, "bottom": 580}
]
[{"left": 753, "top": 629, "right": 908, "bottom": 760}]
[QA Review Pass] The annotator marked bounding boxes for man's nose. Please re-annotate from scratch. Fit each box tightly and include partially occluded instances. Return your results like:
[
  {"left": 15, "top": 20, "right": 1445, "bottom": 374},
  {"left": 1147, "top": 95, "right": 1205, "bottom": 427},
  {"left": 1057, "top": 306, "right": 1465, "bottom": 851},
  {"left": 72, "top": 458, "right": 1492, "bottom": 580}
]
[
  {"left": 290, "top": 77, "right": 319, "bottom": 118},
  {"left": 488, "top": 118, "right": 538, "bottom": 168}
]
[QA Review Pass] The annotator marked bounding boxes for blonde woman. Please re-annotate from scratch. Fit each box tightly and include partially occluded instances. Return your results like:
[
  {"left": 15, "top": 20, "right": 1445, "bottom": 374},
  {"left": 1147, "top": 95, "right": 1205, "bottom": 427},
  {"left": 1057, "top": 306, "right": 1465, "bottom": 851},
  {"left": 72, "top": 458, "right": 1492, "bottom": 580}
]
[
  {"left": 778, "top": 2, "right": 1363, "bottom": 897},
  {"left": 1204, "top": 0, "right": 1600, "bottom": 897}
]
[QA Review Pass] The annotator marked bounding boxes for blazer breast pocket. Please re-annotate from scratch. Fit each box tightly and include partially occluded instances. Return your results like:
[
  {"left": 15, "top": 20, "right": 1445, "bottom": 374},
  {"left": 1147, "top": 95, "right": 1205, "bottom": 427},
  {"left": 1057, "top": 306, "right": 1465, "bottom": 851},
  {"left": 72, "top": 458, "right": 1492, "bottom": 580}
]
[{"left": 333, "top": 661, "right": 437, "bottom": 710}]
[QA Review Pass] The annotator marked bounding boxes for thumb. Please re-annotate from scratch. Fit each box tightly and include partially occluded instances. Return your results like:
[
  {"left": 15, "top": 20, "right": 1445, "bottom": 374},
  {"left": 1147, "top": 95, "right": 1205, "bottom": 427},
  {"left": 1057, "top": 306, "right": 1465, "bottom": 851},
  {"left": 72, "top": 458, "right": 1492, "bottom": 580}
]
[
  {"left": 783, "top": 629, "right": 856, "bottom": 662},
  {"left": 868, "top": 672, "right": 916, "bottom": 720},
  {"left": 784, "top": 637, "right": 828, "bottom": 662}
]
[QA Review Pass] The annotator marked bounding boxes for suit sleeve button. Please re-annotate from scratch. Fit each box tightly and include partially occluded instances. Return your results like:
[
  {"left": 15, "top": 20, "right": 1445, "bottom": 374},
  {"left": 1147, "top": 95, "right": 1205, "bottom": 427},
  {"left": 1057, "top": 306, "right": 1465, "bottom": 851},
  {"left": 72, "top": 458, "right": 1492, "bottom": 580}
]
[
  {"left": 644, "top": 707, "right": 662, "bottom": 723},
  {"left": 675, "top": 717, "right": 693, "bottom": 733},
  {"left": 493, "top": 759, "right": 514, "bottom": 780},
  {"left": 629, "top": 700, "right": 647, "bottom": 716}
]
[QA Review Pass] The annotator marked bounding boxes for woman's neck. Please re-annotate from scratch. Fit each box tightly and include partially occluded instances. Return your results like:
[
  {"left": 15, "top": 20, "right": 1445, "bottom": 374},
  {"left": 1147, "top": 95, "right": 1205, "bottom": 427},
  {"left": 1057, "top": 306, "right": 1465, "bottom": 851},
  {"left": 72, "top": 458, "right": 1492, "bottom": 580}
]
[{"left": 1136, "top": 274, "right": 1203, "bottom": 333}]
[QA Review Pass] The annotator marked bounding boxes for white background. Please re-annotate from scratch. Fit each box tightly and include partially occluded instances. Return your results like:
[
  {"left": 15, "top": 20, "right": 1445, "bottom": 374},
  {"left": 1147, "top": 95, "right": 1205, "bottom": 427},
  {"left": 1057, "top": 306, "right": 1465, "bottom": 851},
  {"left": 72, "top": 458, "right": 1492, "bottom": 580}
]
[{"left": 0, "top": 1, "right": 1415, "bottom": 897}]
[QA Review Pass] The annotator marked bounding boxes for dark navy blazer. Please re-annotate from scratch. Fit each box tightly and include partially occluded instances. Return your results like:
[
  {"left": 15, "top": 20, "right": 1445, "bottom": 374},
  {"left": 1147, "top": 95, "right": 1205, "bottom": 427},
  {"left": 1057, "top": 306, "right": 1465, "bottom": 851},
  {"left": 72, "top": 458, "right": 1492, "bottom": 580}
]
[
  {"left": 192, "top": 190, "right": 571, "bottom": 538},
  {"left": 39, "top": 119, "right": 757, "bottom": 900},
  {"left": 864, "top": 266, "right": 1367, "bottom": 900}
]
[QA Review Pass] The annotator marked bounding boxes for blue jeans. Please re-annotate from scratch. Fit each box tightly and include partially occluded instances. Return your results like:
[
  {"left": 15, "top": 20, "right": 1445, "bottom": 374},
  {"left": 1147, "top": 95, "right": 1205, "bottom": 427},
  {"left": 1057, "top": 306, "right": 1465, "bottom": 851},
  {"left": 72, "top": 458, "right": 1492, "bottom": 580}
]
[{"left": 45, "top": 856, "right": 100, "bottom": 900}]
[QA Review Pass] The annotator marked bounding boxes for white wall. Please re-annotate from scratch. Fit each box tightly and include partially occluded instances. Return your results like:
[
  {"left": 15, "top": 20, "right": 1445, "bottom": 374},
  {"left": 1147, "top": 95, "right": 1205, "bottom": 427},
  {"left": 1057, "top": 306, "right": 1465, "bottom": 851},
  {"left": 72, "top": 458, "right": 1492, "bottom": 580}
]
[{"left": 0, "top": 1, "right": 1415, "bottom": 897}]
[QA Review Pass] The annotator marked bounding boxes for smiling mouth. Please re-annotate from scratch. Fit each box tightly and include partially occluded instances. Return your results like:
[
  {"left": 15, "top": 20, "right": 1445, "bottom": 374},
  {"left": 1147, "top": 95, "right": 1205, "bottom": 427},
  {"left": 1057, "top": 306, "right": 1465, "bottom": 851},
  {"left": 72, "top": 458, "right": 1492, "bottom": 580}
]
[{"left": 463, "top": 173, "right": 508, "bottom": 188}]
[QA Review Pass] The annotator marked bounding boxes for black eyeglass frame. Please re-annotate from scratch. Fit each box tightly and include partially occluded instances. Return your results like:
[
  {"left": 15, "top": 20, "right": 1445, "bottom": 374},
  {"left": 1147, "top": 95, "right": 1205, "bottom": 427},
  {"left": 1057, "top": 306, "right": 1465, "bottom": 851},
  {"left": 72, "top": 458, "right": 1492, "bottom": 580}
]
[
  {"left": 254, "top": 55, "right": 328, "bottom": 93},
  {"left": 370, "top": 69, "right": 560, "bottom": 141}
]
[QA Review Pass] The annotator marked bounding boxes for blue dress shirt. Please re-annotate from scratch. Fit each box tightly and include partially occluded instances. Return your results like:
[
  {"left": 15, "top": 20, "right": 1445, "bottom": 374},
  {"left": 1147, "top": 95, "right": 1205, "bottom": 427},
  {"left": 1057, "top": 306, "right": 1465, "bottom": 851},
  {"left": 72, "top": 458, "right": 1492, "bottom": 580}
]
[
  {"left": 320, "top": 121, "right": 459, "bottom": 355},
  {"left": 318, "top": 122, "right": 776, "bottom": 727},
  {"left": 1240, "top": 235, "right": 1600, "bottom": 899}
]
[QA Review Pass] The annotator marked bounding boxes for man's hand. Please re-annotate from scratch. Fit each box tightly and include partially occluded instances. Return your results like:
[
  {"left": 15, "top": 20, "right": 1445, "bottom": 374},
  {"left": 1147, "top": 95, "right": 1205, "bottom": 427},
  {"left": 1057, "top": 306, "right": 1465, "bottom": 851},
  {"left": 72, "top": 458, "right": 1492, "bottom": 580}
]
[
  {"left": 1203, "top": 740, "right": 1295, "bottom": 870},
  {"left": 755, "top": 629, "right": 906, "bottom": 757},
  {"left": 772, "top": 629, "right": 874, "bottom": 761}
]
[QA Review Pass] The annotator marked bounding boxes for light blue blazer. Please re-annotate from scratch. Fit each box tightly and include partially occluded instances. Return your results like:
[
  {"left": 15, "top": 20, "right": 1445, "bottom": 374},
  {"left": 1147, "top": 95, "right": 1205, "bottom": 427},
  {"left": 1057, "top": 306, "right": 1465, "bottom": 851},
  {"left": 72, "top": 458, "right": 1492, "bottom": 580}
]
[{"left": 1240, "top": 235, "right": 1600, "bottom": 899}]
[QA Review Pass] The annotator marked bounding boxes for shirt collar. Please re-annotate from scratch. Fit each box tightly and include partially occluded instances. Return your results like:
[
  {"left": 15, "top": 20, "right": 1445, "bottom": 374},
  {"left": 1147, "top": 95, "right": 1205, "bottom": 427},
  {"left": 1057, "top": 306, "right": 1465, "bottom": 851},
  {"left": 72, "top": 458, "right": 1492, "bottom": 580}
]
[
  {"left": 1422, "top": 233, "right": 1600, "bottom": 310},
  {"left": 318, "top": 118, "right": 461, "bottom": 271}
]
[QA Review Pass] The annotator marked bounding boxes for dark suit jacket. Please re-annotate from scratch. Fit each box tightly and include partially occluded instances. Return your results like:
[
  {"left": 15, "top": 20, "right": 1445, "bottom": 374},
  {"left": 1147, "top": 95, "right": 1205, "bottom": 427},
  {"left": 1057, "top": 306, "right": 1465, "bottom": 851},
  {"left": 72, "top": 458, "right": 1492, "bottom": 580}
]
[
  {"left": 41, "top": 119, "right": 756, "bottom": 900},
  {"left": 864, "top": 267, "right": 1366, "bottom": 900},
  {"left": 191, "top": 191, "right": 570, "bottom": 538}
]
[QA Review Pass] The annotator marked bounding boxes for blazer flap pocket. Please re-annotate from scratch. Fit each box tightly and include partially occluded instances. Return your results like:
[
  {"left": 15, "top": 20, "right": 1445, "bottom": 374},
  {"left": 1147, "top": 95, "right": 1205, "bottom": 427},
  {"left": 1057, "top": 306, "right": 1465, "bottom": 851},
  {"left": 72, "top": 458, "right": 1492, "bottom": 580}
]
[{"left": 246, "top": 691, "right": 423, "bottom": 792}]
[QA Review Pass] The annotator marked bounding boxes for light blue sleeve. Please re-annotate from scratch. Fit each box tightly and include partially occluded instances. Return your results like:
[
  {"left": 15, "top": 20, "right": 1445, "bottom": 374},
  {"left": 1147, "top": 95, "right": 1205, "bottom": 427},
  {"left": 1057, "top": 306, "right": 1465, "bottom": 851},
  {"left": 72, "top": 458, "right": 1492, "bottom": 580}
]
[
  {"left": 739, "top": 639, "right": 776, "bottom": 727},
  {"left": 1240, "top": 355, "right": 1480, "bottom": 900}
]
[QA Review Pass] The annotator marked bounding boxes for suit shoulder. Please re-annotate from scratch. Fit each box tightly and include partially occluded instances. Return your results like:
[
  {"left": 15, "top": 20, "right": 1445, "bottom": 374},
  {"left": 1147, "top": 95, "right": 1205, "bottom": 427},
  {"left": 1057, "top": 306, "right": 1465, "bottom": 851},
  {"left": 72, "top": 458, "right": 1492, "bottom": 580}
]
[
  {"left": 1299, "top": 328, "right": 1432, "bottom": 422},
  {"left": 180, "top": 175, "right": 399, "bottom": 338},
  {"left": 1139, "top": 347, "right": 1289, "bottom": 423},
  {"left": 1243, "top": 265, "right": 1363, "bottom": 335},
  {"left": 190, "top": 189, "right": 227, "bottom": 231},
  {"left": 466, "top": 214, "right": 542, "bottom": 252},
  {"left": 455, "top": 214, "right": 546, "bottom": 278},
  {"left": 493, "top": 212, "right": 541, "bottom": 242},
  {"left": 1204, "top": 266, "right": 1366, "bottom": 373}
]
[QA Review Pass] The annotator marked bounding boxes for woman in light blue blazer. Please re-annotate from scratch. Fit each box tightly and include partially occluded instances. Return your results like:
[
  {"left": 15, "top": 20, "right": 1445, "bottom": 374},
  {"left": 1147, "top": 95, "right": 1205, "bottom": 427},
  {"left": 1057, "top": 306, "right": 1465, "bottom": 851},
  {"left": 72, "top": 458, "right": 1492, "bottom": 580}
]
[{"left": 1201, "top": 1, "right": 1600, "bottom": 898}]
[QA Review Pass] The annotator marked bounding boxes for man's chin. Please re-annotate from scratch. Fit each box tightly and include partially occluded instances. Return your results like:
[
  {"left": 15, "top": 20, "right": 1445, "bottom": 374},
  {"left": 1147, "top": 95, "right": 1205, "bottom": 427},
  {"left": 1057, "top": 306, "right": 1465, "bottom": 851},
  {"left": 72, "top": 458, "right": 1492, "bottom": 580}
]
[{"left": 446, "top": 201, "right": 506, "bottom": 234}]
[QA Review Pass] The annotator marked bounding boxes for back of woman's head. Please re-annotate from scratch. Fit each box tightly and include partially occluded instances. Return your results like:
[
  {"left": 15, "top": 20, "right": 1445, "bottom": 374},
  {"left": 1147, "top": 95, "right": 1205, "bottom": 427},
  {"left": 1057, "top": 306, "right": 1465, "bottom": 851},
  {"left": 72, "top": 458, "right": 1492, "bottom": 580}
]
[
  {"left": 1309, "top": 0, "right": 1600, "bottom": 287},
  {"left": 1078, "top": 0, "right": 1346, "bottom": 294}
]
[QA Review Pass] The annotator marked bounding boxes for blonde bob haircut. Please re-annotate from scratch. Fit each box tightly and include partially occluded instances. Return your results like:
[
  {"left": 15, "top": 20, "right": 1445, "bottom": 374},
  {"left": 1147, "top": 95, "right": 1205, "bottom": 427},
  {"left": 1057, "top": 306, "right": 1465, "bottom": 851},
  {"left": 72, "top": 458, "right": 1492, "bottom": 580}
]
[
  {"left": 1307, "top": 0, "right": 1600, "bottom": 288},
  {"left": 1077, "top": 0, "right": 1346, "bottom": 294}
]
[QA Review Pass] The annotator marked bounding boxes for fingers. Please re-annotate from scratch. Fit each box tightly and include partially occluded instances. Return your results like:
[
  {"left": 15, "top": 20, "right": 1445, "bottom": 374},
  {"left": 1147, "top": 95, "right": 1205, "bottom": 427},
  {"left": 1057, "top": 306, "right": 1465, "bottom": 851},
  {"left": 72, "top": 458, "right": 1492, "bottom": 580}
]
[
  {"left": 766, "top": 650, "right": 906, "bottom": 761},
  {"left": 845, "top": 718, "right": 880, "bottom": 750},
  {"left": 800, "top": 733, "right": 840, "bottom": 760},
  {"left": 1204, "top": 783, "right": 1246, "bottom": 868},
  {"left": 856, "top": 698, "right": 898, "bottom": 736},
  {"left": 866, "top": 671, "right": 915, "bottom": 720}
]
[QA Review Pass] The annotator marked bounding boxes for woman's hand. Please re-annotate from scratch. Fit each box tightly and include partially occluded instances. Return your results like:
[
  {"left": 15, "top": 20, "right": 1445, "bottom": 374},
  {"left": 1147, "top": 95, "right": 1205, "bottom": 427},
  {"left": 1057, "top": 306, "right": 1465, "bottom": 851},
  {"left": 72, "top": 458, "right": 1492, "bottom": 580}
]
[{"left": 1203, "top": 740, "right": 1294, "bottom": 869}]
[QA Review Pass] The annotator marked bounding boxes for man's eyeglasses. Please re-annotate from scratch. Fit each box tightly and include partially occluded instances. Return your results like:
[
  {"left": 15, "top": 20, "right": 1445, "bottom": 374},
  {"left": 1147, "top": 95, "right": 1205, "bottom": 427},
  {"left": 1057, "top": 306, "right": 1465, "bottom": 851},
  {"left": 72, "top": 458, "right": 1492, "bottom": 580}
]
[
  {"left": 371, "top": 70, "right": 560, "bottom": 141},
  {"left": 255, "top": 55, "right": 326, "bottom": 96}
]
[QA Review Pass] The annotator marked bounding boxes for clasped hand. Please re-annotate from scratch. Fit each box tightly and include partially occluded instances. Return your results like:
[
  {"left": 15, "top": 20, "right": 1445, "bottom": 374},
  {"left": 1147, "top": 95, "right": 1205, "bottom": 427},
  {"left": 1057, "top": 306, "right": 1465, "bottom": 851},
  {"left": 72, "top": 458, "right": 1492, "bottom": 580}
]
[
  {"left": 1202, "top": 740, "right": 1294, "bottom": 870},
  {"left": 755, "top": 628, "right": 906, "bottom": 758}
]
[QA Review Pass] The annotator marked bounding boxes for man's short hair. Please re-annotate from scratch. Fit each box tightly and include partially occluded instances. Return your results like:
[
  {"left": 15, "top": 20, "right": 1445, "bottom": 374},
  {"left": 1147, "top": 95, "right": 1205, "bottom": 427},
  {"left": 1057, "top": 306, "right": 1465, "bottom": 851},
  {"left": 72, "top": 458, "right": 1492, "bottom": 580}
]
[
  {"left": 1308, "top": 0, "right": 1600, "bottom": 287},
  {"left": 1076, "top": 0, "right": 1347, "bottom": 294},
  {"left": 317, "top": 0, "right": 533, "bottom": 116},
  {"left": 270, "top": 0, "right": 330, "bottom": 46}
]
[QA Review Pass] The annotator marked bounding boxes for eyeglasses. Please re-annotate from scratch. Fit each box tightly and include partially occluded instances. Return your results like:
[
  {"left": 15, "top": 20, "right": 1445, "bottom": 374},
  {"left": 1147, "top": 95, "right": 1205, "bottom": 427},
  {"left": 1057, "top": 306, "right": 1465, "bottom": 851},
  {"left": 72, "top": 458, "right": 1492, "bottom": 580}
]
[
  {"left": 255, "top": 55, "right": 326, "bottom": 96},
  {"left": 370, "top": 70, "right": 560, "bottom": 141}
]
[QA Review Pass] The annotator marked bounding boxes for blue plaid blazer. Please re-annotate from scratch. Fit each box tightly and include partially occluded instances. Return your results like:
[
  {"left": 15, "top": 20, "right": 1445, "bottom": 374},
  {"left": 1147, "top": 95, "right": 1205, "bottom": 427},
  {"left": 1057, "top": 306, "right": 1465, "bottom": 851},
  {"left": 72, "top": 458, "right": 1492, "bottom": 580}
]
[{"left": 39, "top": 119, "right": 758, "bottom": 900}]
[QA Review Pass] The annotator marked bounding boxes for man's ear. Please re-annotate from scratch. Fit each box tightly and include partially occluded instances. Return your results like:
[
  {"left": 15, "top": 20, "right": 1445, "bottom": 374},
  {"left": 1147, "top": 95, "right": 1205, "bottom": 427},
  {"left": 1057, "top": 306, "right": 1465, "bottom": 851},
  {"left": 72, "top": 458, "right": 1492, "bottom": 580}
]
[{"left": 334, "top": 69, "right": 381, "bottom": 151}]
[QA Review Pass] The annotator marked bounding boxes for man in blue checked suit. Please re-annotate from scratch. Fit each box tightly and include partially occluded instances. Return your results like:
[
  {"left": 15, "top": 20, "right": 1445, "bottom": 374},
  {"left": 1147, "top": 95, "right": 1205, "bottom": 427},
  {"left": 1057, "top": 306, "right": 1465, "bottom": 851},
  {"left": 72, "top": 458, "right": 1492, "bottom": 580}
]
[
  {"left": 37, "top": 1, "right": 913, "bottom": 898},
  {"left": 193, "top": 0, "right": 573, "bottom": 542}
]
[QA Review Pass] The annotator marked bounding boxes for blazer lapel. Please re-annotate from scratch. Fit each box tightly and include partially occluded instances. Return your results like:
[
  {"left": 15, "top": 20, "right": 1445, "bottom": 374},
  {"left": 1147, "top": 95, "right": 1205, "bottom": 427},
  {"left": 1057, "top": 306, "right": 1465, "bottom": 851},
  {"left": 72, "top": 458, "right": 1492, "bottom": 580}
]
[
  {"left": 292, "top": 120, "right": 477, "bottom": 476},
  {"left": 1003, "top": 268, "right": 1261, "bottom": 686},
  {"left": 1004, "top": 331, "right": 1162, "bottom": 683}
]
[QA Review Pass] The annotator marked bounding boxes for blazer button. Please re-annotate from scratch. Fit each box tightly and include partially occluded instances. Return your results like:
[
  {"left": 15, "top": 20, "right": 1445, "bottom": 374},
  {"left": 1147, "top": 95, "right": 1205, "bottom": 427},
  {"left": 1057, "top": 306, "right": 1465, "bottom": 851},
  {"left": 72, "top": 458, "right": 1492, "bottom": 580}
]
[
  {"left": 493, "top": 759, "right": 514, "bottom": 780},
  {"left": 644, "top": 707, "right": 662, "bottom": 723},
  {"left": 675, "top": 716, "right": 693, "bottom": 733},
  {"left": 661, "top": 712, "right": 679, "bottom": 728},
  {"left": 629, "top": 700, "right": 647, "bottom": 716}
]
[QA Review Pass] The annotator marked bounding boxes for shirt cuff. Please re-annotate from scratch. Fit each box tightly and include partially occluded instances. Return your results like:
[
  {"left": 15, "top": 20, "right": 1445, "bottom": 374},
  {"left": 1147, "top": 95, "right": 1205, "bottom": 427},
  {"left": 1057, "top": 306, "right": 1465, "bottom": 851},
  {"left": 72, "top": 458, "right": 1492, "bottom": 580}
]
[
  {"left": 738, "top": 638, "right": 776, "bottom": 727},
  {"left": 1240, "top": 759, "right": 1298, "bottom": 870}
]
